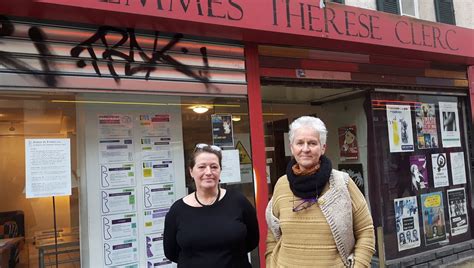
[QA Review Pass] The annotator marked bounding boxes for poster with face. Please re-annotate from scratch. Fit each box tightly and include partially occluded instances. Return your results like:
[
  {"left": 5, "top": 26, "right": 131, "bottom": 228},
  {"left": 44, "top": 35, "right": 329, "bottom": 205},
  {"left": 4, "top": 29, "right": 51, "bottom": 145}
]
[
  {"left": 431, "top": 153, "right": 449, "bottom": 188},
  {"left": 338, "top": 126, "right": 359, "bottom": 160},
  {"left": 386, "top": 105, "right": 414, "bottom": 153},
  {"left": 409, "top": 155, "right": 429, "bottom": 191},
  {"left": 438, "top": 102, "right": 461, "bottom": 148},
  {"left": 414, "top": 103, "right": 438, "bottom": 149},
  {"left": 447, "top": 188, "right": 469, "bottom": 236},
  {"left": 211, "top": 114, "right": 234, "bottom": 147},
  {"left": 421, "top": 192, "right": 448, "bottom": 245},
  {"left": 394, "top": 196, "right": 421, "bottom": 251}
]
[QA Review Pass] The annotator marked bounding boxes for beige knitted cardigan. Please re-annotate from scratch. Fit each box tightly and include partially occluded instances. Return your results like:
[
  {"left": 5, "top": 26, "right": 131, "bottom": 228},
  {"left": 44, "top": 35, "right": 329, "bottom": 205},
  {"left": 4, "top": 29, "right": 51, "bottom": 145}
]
[{"left": 265, "top": 169, "right": 375, "bottom": 268}]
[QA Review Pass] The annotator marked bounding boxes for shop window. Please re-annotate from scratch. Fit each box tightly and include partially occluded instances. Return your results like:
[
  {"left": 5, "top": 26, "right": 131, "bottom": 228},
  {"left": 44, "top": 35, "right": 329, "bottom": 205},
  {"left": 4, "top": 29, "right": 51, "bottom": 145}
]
[
  {"left": 377, "top": 0, "right": 419, "bottom": 17},
  {"left": 434, "top": 0, "right": 456, "bottom": 25},
  {"left": 369, "top": 92, "right": 471, "bottom": 260}
]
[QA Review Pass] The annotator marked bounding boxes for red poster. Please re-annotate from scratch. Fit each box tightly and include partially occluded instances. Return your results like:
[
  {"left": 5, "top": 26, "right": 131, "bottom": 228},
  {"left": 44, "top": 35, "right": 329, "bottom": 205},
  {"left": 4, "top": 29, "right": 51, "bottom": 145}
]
[{"left": 338, "top": 126, "right": 358, "bottom": 160}]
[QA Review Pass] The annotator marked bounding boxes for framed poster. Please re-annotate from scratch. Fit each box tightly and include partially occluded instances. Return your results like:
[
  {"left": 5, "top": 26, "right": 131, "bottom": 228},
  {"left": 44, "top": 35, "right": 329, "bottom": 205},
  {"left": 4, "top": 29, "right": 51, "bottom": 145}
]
[
  {"left": 394, "top": 196, "right": 421, "bottom": 251},
  {"left": 211, "top": 114, "right": 234, "bottom": 147},
  {"left": 338, "top": 126, "right": 359, "bottom": 160},
  {"left": 421, "top": 192, "right": 448, "bottom": 245}
]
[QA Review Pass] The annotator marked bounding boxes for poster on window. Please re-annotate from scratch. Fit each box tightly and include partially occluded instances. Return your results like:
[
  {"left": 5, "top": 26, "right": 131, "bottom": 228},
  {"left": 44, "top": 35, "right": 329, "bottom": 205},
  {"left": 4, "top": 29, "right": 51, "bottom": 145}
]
[
  {"left": 211, "top": 114, "right": 234, "bottom": 147},
  {"left": 447, "top": 188, "right": 468, "bottom": 236},
  {"left": 409, "top": 155, "right": 429, "bottom": 191},
  {"left": 394, "top": 196, "right": 421, "bottom": 251},
  {"left": 99, "top": 139, "right": 134, "bottom": 163},
  {"left": 101, "top": 188, "right": 136, "bottom": 215},
  {"left": 139, "top": 114, "right": 171, "bottom": 137},
  {"left": 338, "top": 164, "right": 364, "bottom": 195},
  {"left": 102, "top": 213, "right": 138, "bottom": 241},
  {"left": 144, "top": 184, "right": 175, "bottom": 209},
  {"left": 145, "top": 233, "right": 165, "bottom": 260},
  {"left": 98, "top": 114, "right": 133, "bottom": 138},
  {"left": 100, "top": 163, "right": 136, "bottom": 189},
  {"left": 450, "top": 152, "right": 467, "bottom": 185},
  {"left": 386, "top": 105, "right": 414, "bottom": 153},
  {"left": 103, "top": 238, "right": 138, "bottom": 266},
  {"left": 431, "top": 153, "right": 449, "bottom": 188},
  {"left": 144, "top": 208, "right": 168, "bottom": 234},
  {"left": 415, "top": 103, "right": 439, "bottom": 149},
  {"left": 338, "top": 126, "right": 358, "bottom": 160},
  {"left": 439, "top": 102, "right": 461, "bottom": 148},
  {"left": 421, "top": 192, "right": 448, "bottom": 245}
]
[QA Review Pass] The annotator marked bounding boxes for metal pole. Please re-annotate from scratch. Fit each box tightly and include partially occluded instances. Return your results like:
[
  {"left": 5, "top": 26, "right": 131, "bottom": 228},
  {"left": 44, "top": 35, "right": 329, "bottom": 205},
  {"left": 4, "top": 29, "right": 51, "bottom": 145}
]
[{"left": 53, "top": 196, "right": 59, "bottom": 268}]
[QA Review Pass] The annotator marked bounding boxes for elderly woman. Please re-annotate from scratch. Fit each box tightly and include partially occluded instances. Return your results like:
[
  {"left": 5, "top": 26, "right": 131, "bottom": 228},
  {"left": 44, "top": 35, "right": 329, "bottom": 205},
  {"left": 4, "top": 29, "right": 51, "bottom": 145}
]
[
  {"left": 163, "top": 143, "right": 259, "bottom": 267},
  {"left": 266, "top": 116, "right": 375, "bottom": 267}
]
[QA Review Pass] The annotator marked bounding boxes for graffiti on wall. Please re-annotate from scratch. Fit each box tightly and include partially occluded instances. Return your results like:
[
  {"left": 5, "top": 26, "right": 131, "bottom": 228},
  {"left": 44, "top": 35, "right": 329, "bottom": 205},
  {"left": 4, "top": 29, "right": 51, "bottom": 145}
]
[{"left": 0, "top": 16, "right": 219, "bottom": 92}]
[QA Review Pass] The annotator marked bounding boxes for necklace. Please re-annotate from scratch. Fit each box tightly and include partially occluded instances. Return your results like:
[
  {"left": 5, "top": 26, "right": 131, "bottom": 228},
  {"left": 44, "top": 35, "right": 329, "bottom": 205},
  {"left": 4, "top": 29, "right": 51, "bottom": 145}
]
[{"left": 195, "top": 187, "right": 221, "bottom": 207}]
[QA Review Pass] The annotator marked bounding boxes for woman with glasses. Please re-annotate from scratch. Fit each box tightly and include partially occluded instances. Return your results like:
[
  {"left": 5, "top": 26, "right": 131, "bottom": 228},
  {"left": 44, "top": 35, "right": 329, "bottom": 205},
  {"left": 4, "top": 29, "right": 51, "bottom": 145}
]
[
  {"left": 163, "top": 143, "right": 259, "bottom": 267},
  {"left": 265, "top": 116, "right": 375, "bottom": 267}
]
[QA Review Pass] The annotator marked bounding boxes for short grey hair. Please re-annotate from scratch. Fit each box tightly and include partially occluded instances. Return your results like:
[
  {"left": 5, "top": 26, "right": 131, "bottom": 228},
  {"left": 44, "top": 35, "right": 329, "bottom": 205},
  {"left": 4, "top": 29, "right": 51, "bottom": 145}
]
[{"left": 288, "top": 116, "right": 328, "bottom": 146}]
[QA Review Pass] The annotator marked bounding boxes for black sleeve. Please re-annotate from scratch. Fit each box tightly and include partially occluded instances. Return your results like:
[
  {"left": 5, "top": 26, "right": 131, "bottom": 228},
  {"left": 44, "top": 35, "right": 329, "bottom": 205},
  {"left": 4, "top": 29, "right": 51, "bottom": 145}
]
[
  {"left": 241, "top": 195, "right": 260, "bottom": 252},
  {"left": 163, "top": 203, "right": 180, "bottom": 263}
]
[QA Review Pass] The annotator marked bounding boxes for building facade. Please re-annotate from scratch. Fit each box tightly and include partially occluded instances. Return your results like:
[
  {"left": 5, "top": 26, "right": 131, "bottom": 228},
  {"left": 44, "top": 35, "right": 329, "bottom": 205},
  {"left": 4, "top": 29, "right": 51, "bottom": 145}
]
[{"left": 0, "top": 0, "right": 473, "bottom": 267}]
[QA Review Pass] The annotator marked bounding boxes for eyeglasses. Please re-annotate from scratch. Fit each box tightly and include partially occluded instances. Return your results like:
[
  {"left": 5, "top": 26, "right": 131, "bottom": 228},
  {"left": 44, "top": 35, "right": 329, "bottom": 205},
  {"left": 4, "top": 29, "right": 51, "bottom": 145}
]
[
  {"left": 292, "top": 197, "right": 318, "bottom": 212},
  {"left": 195, "top": 143, "right": 222, "bottom": 152}
]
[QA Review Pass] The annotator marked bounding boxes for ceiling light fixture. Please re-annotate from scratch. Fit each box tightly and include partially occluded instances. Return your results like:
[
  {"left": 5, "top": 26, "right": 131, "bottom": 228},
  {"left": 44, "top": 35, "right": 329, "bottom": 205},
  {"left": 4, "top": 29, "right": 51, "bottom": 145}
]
[
  {"left": 231, "top": 115, "right": 241, "bottom": 122},
  {"left": 192, "top": 106, "right": 209, "bottom": 114}
]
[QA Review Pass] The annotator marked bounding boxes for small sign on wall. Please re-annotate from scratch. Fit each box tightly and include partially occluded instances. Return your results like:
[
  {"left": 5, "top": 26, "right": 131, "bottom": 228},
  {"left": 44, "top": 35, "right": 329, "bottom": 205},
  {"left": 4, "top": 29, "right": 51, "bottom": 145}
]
[{"left": 338, "top": 125, "right": 359, "bottom": 160}]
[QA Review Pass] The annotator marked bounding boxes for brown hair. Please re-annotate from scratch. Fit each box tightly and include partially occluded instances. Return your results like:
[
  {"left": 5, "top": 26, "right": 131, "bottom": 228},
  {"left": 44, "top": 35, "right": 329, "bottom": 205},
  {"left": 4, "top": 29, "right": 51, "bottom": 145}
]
[{"left": 188, "top": 145, "right": 223, "bottom": 169}]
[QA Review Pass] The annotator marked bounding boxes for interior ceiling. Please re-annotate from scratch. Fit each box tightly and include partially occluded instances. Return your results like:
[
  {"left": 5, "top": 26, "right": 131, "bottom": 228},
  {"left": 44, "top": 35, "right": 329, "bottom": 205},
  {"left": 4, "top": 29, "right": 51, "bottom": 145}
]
[{"left": 261, "top": 84, "right": 361, "bottom": 104}]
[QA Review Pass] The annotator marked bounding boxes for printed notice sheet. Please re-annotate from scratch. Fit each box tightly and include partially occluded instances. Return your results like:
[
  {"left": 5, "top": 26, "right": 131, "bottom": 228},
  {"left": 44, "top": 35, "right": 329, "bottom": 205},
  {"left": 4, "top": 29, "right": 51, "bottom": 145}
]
[
  {"left": 25, "top": 139, "right": 71, "bottom": 198},
  {"left": 386, "top": 105, "right": 414, "bottom": 153},
  {"left": 447, "top": 188, "right": 469, "bottom": 236},
  {"left": 394, "top": 196, "right": 421, "bottom": 251},
  {"left": 99, "top": 114, "right": 133, "bottom": 138},
  {"left": 103, "top": 238, "right": 138, "bottom": 266},
  {"left": 139, "top": 114, "right": 171, "bottom": 137},
  {"left": 144, "top": 184, "right": 175, "bottom": 209},
  {"left": 144, "top": 208, "right": 168, "bottom": 234},
  {"left": 147, "top": 258, "right": 173, "bottom": 267},
  {"left": 450, "top": 152, "right": 467, "bottom": 185},
  {"left": 421, "top": 192, "right": 448, "bottom": 245},
  {"left": 142, "top": 160, "right": 174, "bottom": 184},
  {"left": 101, "top": 188, "right": 136, "bottom": 215},
  {"left": 140, "top": 137, "right": 172, "bottom": 160},
  {"left": 100, "top": 163, "right": 136, "bottom": 189},
  {"left": 146, "top": 233, "right": 165, "bottom": 260},
  {"left": 102, "top": 213, "right": 138, "bottom": 241},
  {"left": 99, "top": 139, "right": 134, "bottom": 163},
  {"left": 431, "top": 153, "right": 449, "bottom": 188},
  {"left": 439, "top": 102, "right": 461, "bottom": 148},
  {"left": 220, "top": 150, "right": 241, "bottom": 183}
]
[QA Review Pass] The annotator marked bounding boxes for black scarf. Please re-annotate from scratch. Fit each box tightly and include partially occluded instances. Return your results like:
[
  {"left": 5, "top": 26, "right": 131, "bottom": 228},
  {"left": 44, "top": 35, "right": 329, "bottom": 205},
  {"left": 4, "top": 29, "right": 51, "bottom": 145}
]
[{"left": 287, "top": 155, "right": 332, "bottom": 199}]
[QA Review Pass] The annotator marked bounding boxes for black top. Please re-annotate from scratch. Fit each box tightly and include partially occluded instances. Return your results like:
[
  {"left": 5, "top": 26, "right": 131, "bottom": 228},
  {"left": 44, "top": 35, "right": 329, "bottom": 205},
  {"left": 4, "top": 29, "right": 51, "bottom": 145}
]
[{"left": 163, "top": 189, "right": 259, "bottom": 268}]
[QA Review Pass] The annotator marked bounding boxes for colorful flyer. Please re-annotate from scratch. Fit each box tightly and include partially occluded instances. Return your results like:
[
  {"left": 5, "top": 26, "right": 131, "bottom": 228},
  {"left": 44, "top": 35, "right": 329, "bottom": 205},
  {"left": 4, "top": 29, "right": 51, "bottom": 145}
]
[
  {"left": 144, "top": 184, "right": 175, "bottom": 209},
  {"left": 394, "top": 196, "right": 421, "bottom": 251},
  {"left": 409, "top": 155, "right": 429, "bottom": 191},
  {"left": 211, "top": 114, "right": 234, "bottom": 147},
  {"left": 415, "top": 103, "right": 438, "bottom": 149},
  {"left": 141, "top": 137, "right": 172, "bottom": 160},
  {"left": 103, "top": 238, "right": 138, "bottom": 266},
  {"left": 421, "top": 192, "right": 448, "bottom": 245},
  {"left": 101, "top": 188, "right": 136, "bottom": 215},
  {"left": 439, "top": 102, "right": 461, "bottom": 148},
  {"left": 338, "top": 164, "right": 364, "bottom": 195},
  {"left": 102, "top": 213, "right": 137, "bottom": 241},
  {"left": 431, "top": 153, "right": 449, "bottom": 188},
  {"left": 338, "top": 125, "right": 359, "bottom": 160},
  {"left": 144, "top": 208, "right": 168, "bottom": 234},
  {"left": 450, "top": 152, "right": 467, "bottom": 185},
  {"left": 386, "top": 105, "right": 414, "bottom": 153},
  {"left": 447, "top": 188, "right": 469, "bottom": 236},
  {"left": 139, "top": 114, "right": 171, "bottom": 137},
  {"left": 146, "top": 233, "right": 165, "bottom": 260},
  {"left": 100, "top": 163, "right": 136, "bottom": 189},
  {"left": 99, "top": 139, "right": 134, "bottom": 163},
  {"left": 98, "top": 114, "right": 133, "bottom": 138},
  {"left": 142, "top": 160, "right": 174, "bottom": 185}
]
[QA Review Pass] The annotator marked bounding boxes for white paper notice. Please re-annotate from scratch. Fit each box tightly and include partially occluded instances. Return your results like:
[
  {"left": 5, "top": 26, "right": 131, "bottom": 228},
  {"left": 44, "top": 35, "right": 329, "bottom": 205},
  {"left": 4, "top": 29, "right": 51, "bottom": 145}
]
[
  {"left": 101, "top": 188, "right": 136, "bottom": 215},
  {"left": 25, "top": 139, "right": 71, "bottom": 198},
  {"left": 98, "top": 114, "right": 133, "bottom": 138},
  {"left": 144, "top": 184, "right": 175, "bottom": 209},
  {"left": 141, "top": 137, "right": 172, "bottom": 160},
  {"left": 142, "top": 160, "right": 174, "bottom": 184},
  {"left": 220, "top": 150, "right": 241, "bottom": 183},
  {"left": 147, "top": 258, "right": 173, "bottom": 267},
  {"left": 102, "top": 213, "right": 138, "bottom": 241},
  {"left": 139, "top": 114, "right": 171, "bottom": 137},
  {"left": 145, "top": 233, "right": 165, "bottom": 260},
  {"left": 431, "top": 153, "right": 449, "bottom": 188},
  {"left": 386, "top": 105, "right": 414, "bottom": 153},
  {"left": 450, "top": 152, "right": 467, "bottom": 185},
  {"left": 100, "top": 163, "right": 136, "bottom": 189},
  {"left": 144, "top": 208, "right": 168, "bottom": 234},
  {"left": 99, "top": 139, "right": 134, "bottom": 163},
  {"left": 103, "top": 239, "right": 138, "bottom": 266},
  {"left": 439, "top": 102, "right": 461, "bottom": 148}
]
